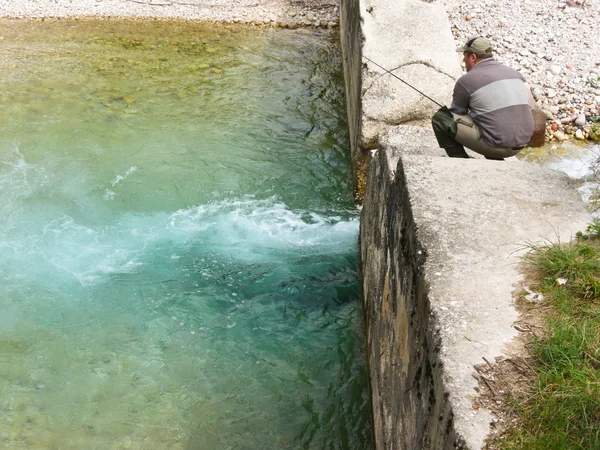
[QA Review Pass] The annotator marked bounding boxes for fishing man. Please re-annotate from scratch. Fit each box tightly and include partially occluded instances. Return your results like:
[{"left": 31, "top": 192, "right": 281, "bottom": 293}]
[{"left": 431, "top": 37, "right": 534, "bottom": 160}]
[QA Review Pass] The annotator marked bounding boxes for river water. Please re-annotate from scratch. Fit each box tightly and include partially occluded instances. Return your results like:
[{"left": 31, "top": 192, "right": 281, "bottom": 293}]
[
  {"left": 520, "top": 142, "right": 600, "bottom": 215},
  {"left": 0, "top": 19, "right": 373, "bottom": 449}
]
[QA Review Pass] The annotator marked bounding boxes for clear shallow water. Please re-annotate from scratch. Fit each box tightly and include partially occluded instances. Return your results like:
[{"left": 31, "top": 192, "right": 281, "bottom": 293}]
[
  {"left": 520, "top": 142, "right": 600, "bottom": 215},
  {"left": 0, "top": 20, "right": 373, "bottom": 449}
]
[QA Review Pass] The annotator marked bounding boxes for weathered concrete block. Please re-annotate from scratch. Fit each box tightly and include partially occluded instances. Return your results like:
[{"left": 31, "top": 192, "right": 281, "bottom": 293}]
[
  {"left": 360, "top": 142, "right": 590, "bottom": 449},
  {"left": 359, "top": 0, "right": 461, "bottom": 150},
  {"left": 362, "top": 64, "right": 456, "bottom": 149},
  {"left": 360, "top": 146, "right": 461, "bottom": 450}
]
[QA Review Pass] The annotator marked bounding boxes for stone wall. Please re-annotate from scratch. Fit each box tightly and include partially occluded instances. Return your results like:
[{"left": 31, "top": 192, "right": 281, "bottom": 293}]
[
  {"left": 360, "top": 145, "right": 461, "bottom": 449},
  {"left": 339, "top": 0, "right": 364, "bottom": 182}
]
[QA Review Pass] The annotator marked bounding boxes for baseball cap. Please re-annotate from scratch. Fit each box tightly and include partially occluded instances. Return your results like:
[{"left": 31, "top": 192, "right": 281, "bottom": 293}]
[{"left": 456, "top": 37, "right": 493, "bottom": 56}]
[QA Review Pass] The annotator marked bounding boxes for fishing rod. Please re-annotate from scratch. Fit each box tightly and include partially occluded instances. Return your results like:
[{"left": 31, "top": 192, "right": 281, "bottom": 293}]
[{"left": 344, "top": 45, "right": 445, "bottom": 109}]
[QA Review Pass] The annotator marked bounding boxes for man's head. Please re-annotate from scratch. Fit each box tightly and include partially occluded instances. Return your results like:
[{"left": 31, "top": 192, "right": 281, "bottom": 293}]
[{"left": 456, "top": 37, "right": 493, "bottom": 71}]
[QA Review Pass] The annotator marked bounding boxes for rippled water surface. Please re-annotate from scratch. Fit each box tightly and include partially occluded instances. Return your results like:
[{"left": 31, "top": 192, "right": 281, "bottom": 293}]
[{"left": 0, "top": 19, "right": 373, "bottom": 449}]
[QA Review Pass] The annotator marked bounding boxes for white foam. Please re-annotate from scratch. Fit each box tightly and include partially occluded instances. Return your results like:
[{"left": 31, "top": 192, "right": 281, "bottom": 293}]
[
  {"left": 544, "top": 144, "right": 600, "bottom": 180},
  {"left": 2, "top": 195, "right": 359, "bottom": 287},
  {"left": 111, "top": 166, "right": 138, "bottom": 187},
  {"left": 578, "top": 182, "right": 600, "bottom": 218},
  {"left": 104, "top": 189, "right": 117, "bottom": 200},
  {"left": 168, "top": 197, "right": 359, "bottom": 251},
  {"left": 0, "top": 145, "right": 49, "bottom": 206}
]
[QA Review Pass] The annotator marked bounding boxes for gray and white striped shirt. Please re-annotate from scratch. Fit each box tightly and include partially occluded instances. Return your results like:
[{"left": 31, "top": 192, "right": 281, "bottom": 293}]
[{"left": 451, "top": 59, "right": 534, "bottom": 148}]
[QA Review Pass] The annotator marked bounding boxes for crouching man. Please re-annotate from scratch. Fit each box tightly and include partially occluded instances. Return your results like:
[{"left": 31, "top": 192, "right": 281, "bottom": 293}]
[{"left": 432, "top": 37, "right": 534, "bottom": 160}]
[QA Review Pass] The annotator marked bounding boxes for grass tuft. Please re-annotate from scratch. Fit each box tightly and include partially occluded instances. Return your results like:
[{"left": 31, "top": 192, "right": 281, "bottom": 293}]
[
  {"left": 500, "top": 224, "right": 600, "bottom": 449},
  {"left": 523, "top": 239, "right": 600, "bottom": 287}
]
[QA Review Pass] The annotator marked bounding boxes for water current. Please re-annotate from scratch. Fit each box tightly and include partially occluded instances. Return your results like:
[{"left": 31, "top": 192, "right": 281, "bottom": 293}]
[{"left": 0, "top": 19, "right": 374, "bottom": 449}]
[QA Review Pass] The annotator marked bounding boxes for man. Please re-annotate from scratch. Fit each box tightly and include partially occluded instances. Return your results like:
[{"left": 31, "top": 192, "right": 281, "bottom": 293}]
[{"left": 432, "top": 36, "right": 534, "bottom": 160}]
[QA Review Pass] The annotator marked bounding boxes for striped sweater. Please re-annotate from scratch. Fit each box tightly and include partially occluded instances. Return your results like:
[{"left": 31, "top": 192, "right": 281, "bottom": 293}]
[{"left": 451, "top": 58, "right": 534, "bottom": 148}]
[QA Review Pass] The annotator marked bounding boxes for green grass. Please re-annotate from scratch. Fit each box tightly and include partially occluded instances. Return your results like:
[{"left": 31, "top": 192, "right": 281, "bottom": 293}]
[
  {"left": 586, "top": 75, "right": 600, "bottom": 88},
  {"left": 500, "top": 225, "right": 600, "bottom": 449}
]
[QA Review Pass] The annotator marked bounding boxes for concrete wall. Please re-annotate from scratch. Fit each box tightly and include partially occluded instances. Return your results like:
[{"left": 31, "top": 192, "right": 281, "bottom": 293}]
[
  {"left": 340, "top": 0, "right": 459, "bottom": 199},
  {"left": 360, "top": 145, "right": 462, "bottom": 449},
  {"left": 341, "top": 0, "right": 459, "bottom": 165},
  {"left": 340, "top": 0, "right": 363, "bottom": 178},
  {"left": 340, "top": 1, "right": 463, "bottom": 447},
  {"left": 340, "top": 1, "right": 591, "bottom": 449}
]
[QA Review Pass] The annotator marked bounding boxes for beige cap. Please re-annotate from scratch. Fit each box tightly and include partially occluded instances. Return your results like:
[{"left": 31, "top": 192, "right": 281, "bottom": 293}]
[{"left": 456, "top": 37, "right": 493, "bottom": 56}]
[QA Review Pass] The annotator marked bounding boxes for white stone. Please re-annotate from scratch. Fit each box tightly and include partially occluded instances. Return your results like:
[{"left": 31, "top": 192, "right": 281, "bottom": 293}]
[
  {"left": 574, "top": 114, "right": 586, "bottom": 126},
  {"left": 575, "top": 129, "right": 586, "bottom": 140},
  {"left": 548, "top": 105, "right": 560, "bottom": 114}
]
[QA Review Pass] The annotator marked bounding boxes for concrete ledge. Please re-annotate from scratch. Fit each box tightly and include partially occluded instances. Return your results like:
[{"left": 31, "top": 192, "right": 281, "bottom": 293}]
[
  {"left": 403, "top": 153, "right": 589, "bottom": 447},
  {"left": 380, "top": 125, "right": 447, "bottom": 158},
  {"left": 341, "top": 0, "right": 461, "bottom": 168},
  {"left": 359, "top": 0, "right": 461, "bottom": 150},
  {"left": 360, "top": 141, "right": 590, "bottom": 448}
]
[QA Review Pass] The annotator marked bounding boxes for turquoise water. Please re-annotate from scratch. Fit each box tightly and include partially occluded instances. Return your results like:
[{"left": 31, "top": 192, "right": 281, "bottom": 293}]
[{"left": 0, "top": 20, "right": 373, "bottom": 449}]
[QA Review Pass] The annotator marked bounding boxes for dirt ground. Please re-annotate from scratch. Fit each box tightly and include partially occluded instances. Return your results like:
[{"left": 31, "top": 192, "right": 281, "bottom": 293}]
[{"left": 476, "top": 268, "right": 551, "bottom": 449}]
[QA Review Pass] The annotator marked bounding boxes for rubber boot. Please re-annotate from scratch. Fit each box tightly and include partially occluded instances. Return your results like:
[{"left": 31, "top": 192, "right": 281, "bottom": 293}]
[{"left": 443, "top": 144, "right": 471, "bottom": 159}]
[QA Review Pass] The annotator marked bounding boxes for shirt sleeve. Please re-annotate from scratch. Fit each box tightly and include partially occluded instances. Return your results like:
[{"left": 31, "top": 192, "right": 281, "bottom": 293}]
[{"left": 450, "top": 81, "right": 469, "bottom": 115}]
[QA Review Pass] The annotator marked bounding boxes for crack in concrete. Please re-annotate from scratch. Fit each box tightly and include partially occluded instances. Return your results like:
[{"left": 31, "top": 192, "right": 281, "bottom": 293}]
[
  {"left": 362, "top": 60, "right": 457, "bottom": 96},
  {"left": 364, "top": 114, "right": 430, "bottom": 128}
]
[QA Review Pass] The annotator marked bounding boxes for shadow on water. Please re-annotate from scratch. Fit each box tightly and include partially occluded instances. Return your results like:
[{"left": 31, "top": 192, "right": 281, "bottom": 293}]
[{"left": 0, "top": 19, "right": 374, "bottom": 449}]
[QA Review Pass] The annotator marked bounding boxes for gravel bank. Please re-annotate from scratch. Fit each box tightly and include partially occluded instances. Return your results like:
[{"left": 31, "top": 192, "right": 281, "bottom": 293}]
[
  {"left": 441, "top": 0, "right": 600, "bottom": 142},
  {"left": 0, "top": 0, "right": 339, "bottom": 29}
]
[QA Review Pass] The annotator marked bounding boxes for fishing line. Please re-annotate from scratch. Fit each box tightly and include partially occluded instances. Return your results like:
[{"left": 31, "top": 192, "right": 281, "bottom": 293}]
[{"left": 343, "top": 44, "right": 446, "bottom": 108}]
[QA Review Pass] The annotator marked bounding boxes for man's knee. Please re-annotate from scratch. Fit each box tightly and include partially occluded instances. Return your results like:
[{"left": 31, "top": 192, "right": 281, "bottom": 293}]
[
  {"left": 431, "top": 110, "right": 445, "bottom": 134},
  {"left": 431, "top": 109, "right": 457, "bottom": 135},
  {"left": 432, "top": 108, "right": 459, "bottom": 149}
]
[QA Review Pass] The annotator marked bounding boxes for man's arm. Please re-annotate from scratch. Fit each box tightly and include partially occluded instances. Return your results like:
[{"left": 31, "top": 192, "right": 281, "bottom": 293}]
[
  {"left": 450, "top": 81, "right": 469, "bottom": 114},
  {"left": 523, "top": 82, "right": 537, "bottom": 109}
]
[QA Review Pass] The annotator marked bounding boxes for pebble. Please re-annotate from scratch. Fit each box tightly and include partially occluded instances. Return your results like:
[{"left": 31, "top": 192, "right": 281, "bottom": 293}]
[
  {"left": 553, "top": 130, "right": 567, "bottom": 141},
  {"left": 575, "top": 129, "right": 585, "bottom": 140},
  {"left": 549, "top": 65, "right": 561, "bottom": 75},
  {"left": 574, "top": 114, "right": 586, "bottom": 126}
]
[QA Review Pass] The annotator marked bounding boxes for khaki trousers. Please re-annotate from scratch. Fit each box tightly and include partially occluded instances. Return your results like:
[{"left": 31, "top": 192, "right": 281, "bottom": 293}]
[{"left": 453, "top": 113, "right": 522, "bottom": 159}]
